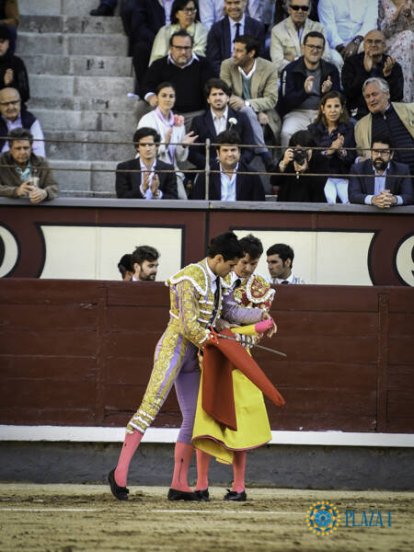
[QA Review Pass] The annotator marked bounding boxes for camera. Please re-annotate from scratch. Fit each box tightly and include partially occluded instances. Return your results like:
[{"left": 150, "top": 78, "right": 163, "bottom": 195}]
[{"left": 293, "top": 148, "right": 308, "bottom": 165}]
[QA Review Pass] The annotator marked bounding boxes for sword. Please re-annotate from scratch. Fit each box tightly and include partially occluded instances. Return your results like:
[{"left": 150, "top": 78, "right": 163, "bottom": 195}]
[{"left": 216, "top": 332, "right": 287, "bottom": 358}]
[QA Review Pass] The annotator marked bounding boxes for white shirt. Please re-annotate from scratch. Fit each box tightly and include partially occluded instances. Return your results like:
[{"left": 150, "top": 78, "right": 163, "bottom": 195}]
[
  {"left": 199, "top": 0, "right": 264, "bottom": 30},
  {"left": 211, "top": 106, "right": 229, "bottom": 135},
  {"left": 220, "top": 162, "right": 238, "bottom": 201},
  {"left": 139, "top": 158, "right": 163, "bottom": 199},
  {"left": 1, "top": 116, "right": 46, "bottom": 158},
  {"left": 269, "top": 273, "right": 305, "bottom": 285},
  {"left": 230, "top": 15, "right": 246, "bottom": 44},
  {"left": 364, "top": 163, "right": 403, "bottom": 206},
  {"left": 205, "top": 259, "right": 219, "bottom": 294}
]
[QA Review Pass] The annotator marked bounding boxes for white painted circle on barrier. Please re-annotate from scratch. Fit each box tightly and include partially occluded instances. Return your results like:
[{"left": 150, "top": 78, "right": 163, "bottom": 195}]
[{"left": 0, "top": 226, "right": 19, "bottom": 277}]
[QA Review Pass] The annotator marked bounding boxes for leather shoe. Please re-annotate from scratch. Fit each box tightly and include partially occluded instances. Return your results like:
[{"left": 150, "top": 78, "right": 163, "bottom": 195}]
[
  {"left": 90, "top": 4, "right": 115, "bottom": 16},
  {"left": 108, "top": 469, "right": 129, "bottom": 501},
  {"left": 224, "top": 489, "right": 247, "bottom": 501},
  {"left": 167, "top": 488, "right": 200, "bottom": 501},
  {"left": 194, "top": 488, "right": 210, "bottom": 501}
]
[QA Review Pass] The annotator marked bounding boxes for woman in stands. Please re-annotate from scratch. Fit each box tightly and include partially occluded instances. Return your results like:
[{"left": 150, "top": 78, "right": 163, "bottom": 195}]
[
  {"left": 307, "top": 91, "right": 356, "bottom": 204},
  {"left": 137, "top": 81, "right": 198, "bottom": 199},
  {"left": 149, "top": 0, "right": 207, "bottom": 65}
]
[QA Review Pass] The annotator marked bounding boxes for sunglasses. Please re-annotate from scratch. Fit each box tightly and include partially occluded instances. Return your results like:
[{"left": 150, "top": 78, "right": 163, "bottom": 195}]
[{"left": 290, "top": 5, "right": 310, "bottom": 11}]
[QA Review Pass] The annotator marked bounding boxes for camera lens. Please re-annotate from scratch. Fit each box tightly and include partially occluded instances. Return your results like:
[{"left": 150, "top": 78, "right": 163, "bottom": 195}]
[{"left": 293, "top": 149, "right": 307, "bottom": 164}]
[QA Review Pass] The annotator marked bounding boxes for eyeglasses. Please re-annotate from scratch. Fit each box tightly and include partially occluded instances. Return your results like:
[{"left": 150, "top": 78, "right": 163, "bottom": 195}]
[
  {"left": 372, "top": 149, "right": 390, "bottom": 156},
  {"left": 171, "top": 44, "right": 192, "bottom": 50},
  {"left": 365, "top": 39, "right": 384, "bottom": 45},
  {"left": 304, "top": 43, "right": 323, "bottom": 51},
  {"left": 290, "top": 5, "right": 310, "bottom": 11},
  {"left": 181, "top": 7, "right": 196, "bottom": 13},
  {"left": 0, "top": 100, "right": 20, "bottom": 106}
]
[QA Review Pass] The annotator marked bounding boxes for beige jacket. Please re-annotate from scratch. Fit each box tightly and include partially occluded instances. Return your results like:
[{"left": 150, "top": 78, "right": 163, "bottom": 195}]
[{"left": 355, "top": 102, "right": 414, "bottom": 158}]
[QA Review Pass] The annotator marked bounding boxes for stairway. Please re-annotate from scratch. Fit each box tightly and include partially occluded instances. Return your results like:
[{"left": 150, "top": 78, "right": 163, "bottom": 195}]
[{"left": 17, "top": 0, "right": 138, "bottom": 196}]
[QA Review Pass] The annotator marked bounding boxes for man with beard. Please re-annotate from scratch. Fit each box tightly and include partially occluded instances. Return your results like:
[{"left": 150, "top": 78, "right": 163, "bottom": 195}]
[
  {"left": 131, "top": 245, "right": 160, "bottom": 282},
  {"left": 348, "top": 136, "right": 413, "bottom": 207}
]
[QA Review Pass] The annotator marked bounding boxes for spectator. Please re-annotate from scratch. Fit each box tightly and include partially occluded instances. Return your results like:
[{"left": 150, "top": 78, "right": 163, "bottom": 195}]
[
  {"left": 266, "top": 243, "right": 305, "bottom": 284},
  {"left": 190, "top": 129, "right": 265, "bottom": 200},
  {"left": 138, "top": 82, "right": 198, "bottom": 199},
  {"left": 188, "top": 77, "right": 255, "bottom": 170},
  {"left": 0, "top": 128, "right": 58, "bottom": 202},
  {"left": 270, "top": 0, "right": 342, "bottom": 74},
  {"left": 277, "top": 31, "right": 340, "bottom": 147},
  {"left": 0, "top": 87, "right": 45, "bottom": 157},
  {"left": 118, "top": 253, "right": 133, "bottom": 281},
  {"left": 317, "top": 0, "right": 379, "bottom": 60},
  {"left": 379, "top": 0, "right": 414, "bottom": 102},
  {"left": 131, "top": 245, "right": 160, "bottom": 281},
  {"left": 115, "top": 127, "right": 178, "bottom": 199},
  {"left": 349, "top": 136, "right": 413, "bottom": 206},
  {"left": 220, "top": 34, "right": 280, "bottom": 168},
  {"left": 270, "top": 129, "right": 328, "bottom": 201},
  {"left": 206, "top": 0, "right": 266, "bottom": 75},
  {"left": 199, "top": 0, "right": 264, "bottom": 30},
  {"left": 150, "top": 0, "right": 208, "bottom": 66},
  {"left": 342, "top": 30, "right": 403, "bottom": 120},
  {"left": 307, "top": 91, "right": 356, "bottom": 203},
  {"left": 0, "top": 25, "right": 29, "bottom": 104},
  {"left": 273, "top": 0, "right": 320, "bottom": 24},
  {"left": 355, "top": 78, "right": 414, "bottom": 177},
  {"left": 139, "top": 30, "right": 216, "bottom": 128},
  {"left": 0, "top": 0, "right": 19, "bottom": 53}
]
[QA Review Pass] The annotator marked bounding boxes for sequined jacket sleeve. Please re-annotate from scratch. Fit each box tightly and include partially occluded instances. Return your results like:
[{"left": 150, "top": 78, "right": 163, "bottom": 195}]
[
  {"left": 174, "top": 279, "right": 211, "bottom": 347},
  {"left": 221, "top": 291, "right": 263, "bottom": 325}
]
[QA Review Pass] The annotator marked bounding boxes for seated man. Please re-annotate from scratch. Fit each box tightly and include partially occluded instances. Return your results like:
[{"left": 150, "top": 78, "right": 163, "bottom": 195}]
[
  {"left": 115, "top": 127, "right": 178, "bottom": 199},
  {"left": 189, "top": 77, "right": 255, "bottom": 170},
  {"left": 206, "top": 0, "right": 265, "bottom": 75},
  {"left": 277, "top": 31, "right": 340, "bottom": 147},
  {"left": 190, "top": 129, "right": 265, "bottom": 200},
  {"left": 0, "top": 24, "right": 29, "bottom": 104},
  {"left": 266, "top": 243, "right": 305, "bottom": 284},
  {"left": 0, "top": 128, "right": 58, "bottom": 203},
  {"left": 342, "top": 30, "right": 404, "bottom": 120},
  {"left": 348, "top": 136, "right": 413, "bottom": 207},
  {"left": 200, "top": 0, "right": 264, "bottom": 30},
  {"left": 130, "top": 245, "right": 160, "bottom": 282},
  {"left": 220, "top": 34, "right": 280, "bottom": 167},
  {"left": 270, "top": 0, "right": 342, "bottom": 74},
  {"left": 0, "top": 87, "right": 45, "bottom": 157},
  {"left": 317, "top": 0, "right": 378, "bottom": 60},
  {"left": 139, "top": 30, "right": 216, "bottom": 128}
]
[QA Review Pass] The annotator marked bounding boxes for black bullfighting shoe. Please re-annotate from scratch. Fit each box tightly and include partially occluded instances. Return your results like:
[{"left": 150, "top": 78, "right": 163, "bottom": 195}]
[
  {"left": 167, "top": 488, "right": 201, "bottom": 501},
  {"left": 194, "top": 489, "right": 210, "bottom": 501},
  {"left": 223, "top": 489, "right": 247, "bottom": 501},
  {"left": 108, "top": 469, "right": 129, "bottom": 501}
]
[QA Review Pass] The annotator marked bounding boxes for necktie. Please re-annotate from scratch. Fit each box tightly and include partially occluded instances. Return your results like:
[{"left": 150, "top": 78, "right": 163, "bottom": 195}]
[
  {"left": 235, "top": 22, "right": 241, "bottom": 39},
  {"left": 233, "top": 278, "right": 241, "bottom": 289},
  {"left": 214, "top": 276, "right": 221, "bottom": 306}
]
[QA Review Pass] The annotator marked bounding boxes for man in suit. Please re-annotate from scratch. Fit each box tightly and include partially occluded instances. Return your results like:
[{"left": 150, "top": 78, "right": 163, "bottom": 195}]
[
  {"left": 206, "top": 0, "right": 265, "bottom": 75},
  {"left": 115, "top": 127, "right": 178, "bottom": 199},
  {"left": 348, "top": 136, "right": 413, "bottom": 207},
  {"left": 190, "top": 129, "right": 265, "bottom": 200},
  {"left": 220, "top": 34, "right": 280, "bottom": 165},
  {"left": 189, "top": 77, "right": 255, "bottom": 170}
]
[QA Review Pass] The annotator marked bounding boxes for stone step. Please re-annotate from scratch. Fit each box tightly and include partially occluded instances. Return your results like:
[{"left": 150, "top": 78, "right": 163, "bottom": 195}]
[
  {"left": 33, "top": 108, "right": 138, "bottom": 133},
  {"left": 21, "top": 54, "right": 133, "bottom": 77},
  {"left": 27, "top": 95, "right": 139, "bottom": 113},
  {"left": 49, "top": 159, "right": 117, "bottom": 197},
  {"left": 16, "top": 32, "right": 128, "bottom": 57},
  {"left": 44, "top": 130, "right": 133, "bottom": 161},
  {"left": 29, "top": 74, "right": 134, "bottom": 99},
  {"left": 20, "top": 15, "right": 124, "bottom": 34},
  {"left": 20, "top": 0, "right": 99, "bottom": 17}
]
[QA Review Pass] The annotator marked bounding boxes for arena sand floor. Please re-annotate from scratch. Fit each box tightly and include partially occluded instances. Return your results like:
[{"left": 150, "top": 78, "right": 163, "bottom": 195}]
[{"left": 0, "top": 484, "right": 413, "bottom": 552}]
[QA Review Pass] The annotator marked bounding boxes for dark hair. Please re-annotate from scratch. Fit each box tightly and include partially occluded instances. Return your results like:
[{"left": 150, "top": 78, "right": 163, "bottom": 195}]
[
  {"left": 266, "top": 243, "right": 294, "bottom": 263},
  {"left": 155, "top": 81, "right": 176, "bottom": 95},
  {"left": 118, "top": 254, "right": 133, "bottom": 277},
  {"left": 204, "top": 77, "right": 232, "bottom": 100},
  {"left": 239, "top": 234, "right": 263, "bottom": 260},
  {"left": 171, "top": 0, "right": 199, "bottom": 24},
  {"left": 0, "top": 24, "right": 11, "bottom": 41},
  {"left": 371, "top": 134, "right": 393, "bottom": 149},
  {"left": 233, "top": 34, "right": 260, "bottom": 57},
  {"left": 131, "top": 245, "right": 160, "bottom": 265},
  {"left": 216, "top": 129, "right": 241, "bottom": 149},
  {"left": 169, "top": 29, "right": 194, "bottom": 47},
  {"left": 8, "top": 127, "right": 33, "bottom": 146},
  {"left": 314, "top": 91, "right": 350, "bottom": 126},
  {"left": 207, "top": 231, "right": 243, "bottom": 260},
  {"left": 133, "top": 127, "right": 161, "bottom": 146},
  {"left": 288, "top": 130, "right": 315, "bottom": 148},
  {"left": 303, "top": 31, "right": 325, "bottom": 48}
]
